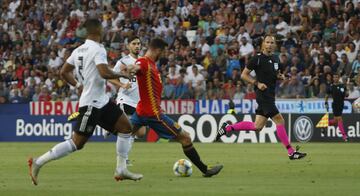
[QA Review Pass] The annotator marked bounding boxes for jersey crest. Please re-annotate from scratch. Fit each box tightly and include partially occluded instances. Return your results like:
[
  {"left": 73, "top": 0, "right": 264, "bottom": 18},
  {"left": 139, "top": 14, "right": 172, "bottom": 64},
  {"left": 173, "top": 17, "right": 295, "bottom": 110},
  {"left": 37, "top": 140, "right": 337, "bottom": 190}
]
[{"left": 274, "top": 62, "right": 279, "bottom": 70}]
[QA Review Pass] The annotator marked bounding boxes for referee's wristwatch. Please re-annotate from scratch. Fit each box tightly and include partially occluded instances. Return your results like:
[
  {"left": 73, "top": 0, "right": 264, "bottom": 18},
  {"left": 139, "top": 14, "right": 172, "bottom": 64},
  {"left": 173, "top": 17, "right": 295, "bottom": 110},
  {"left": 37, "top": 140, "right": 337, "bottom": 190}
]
[{"left": 253, "top": 80, "right": 258, "bottom": 87}]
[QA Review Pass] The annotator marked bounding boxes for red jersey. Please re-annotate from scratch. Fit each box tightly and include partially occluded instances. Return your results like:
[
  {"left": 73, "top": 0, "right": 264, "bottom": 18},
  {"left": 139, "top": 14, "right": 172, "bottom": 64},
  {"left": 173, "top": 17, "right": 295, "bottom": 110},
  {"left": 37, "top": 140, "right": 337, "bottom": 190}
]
[{"left": 135, "top": 56, "right": 163, "bottom": 116}]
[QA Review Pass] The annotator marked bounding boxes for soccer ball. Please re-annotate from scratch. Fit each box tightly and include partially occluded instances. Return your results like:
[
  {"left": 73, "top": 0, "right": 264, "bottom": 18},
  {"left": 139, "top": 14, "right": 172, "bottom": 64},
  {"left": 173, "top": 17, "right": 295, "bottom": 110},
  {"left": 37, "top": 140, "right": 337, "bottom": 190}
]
[{"left": 173, "top": 159, "right": 193, "bottom": 177}]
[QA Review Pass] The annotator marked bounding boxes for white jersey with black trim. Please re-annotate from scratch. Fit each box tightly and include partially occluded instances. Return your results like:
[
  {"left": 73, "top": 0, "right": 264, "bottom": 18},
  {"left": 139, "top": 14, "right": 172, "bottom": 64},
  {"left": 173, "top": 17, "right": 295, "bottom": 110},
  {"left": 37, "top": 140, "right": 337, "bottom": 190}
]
[
  {"left": 113, "top": 54, "right": 139, "bottom": 108},
  {"left": 66, "top": 39, "right": 109, "bottom": 108}
]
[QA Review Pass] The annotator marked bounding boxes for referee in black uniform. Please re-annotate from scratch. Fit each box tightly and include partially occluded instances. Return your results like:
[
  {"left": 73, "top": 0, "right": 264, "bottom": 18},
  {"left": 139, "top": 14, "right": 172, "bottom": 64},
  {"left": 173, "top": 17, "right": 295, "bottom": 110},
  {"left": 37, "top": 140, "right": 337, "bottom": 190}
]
[
  {"left": 217, "top": 35, "right": 306, "bottom": 160},
  {"left": 325, "top": 73, "right": 349, "bottom": 141}
]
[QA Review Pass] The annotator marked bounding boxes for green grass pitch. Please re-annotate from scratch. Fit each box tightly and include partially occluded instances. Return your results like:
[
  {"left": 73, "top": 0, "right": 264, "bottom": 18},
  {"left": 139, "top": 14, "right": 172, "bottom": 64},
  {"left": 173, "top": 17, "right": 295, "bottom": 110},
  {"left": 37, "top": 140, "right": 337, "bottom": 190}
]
[{"left": 1, "top": 142, "right": 360, "bottom": 196}]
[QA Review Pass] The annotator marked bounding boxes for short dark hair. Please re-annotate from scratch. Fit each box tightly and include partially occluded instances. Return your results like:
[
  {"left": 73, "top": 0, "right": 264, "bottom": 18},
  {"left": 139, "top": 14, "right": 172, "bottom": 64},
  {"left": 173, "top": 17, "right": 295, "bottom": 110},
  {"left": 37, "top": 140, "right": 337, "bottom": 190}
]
[
  {"left": 128, "top": 35, "right": 141, "bottom": 43},
  {"left": 84, "top": 19, "right": 102, "bottom": 35},
  {"left": 148, "top": 38, "right": 168, "bottom": 50}
]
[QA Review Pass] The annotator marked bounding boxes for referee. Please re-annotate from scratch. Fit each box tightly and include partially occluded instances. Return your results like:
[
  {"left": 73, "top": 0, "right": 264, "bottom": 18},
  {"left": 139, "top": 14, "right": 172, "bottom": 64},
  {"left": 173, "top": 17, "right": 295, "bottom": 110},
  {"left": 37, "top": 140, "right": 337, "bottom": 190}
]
[
  {"left": 217, "top": 35, "right": 306, "bottom": 160},
  {"left": 325, "top": 73, "right": 349, "bottom": 141}
]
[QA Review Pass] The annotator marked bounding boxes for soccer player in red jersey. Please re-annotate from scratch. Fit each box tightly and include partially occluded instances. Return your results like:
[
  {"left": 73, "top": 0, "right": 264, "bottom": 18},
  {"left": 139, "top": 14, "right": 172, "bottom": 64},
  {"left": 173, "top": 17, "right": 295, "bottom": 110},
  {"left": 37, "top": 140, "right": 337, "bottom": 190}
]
[{"left": 126, "top": 38, "right": 223, "bottom": 177}]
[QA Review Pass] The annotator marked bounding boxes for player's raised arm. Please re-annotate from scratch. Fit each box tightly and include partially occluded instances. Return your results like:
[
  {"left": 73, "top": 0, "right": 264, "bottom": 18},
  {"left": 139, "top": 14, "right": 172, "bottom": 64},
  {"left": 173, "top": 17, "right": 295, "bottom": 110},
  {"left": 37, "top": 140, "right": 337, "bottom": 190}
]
[
  {"left": 126, "top": 63, "right": 141, "bottom": 75},
  {"left": 97, "top": 63, "right": 130, "bottom": 80},
  {"left": 108, "top": 61, "right": 131, "bottom": 90}
]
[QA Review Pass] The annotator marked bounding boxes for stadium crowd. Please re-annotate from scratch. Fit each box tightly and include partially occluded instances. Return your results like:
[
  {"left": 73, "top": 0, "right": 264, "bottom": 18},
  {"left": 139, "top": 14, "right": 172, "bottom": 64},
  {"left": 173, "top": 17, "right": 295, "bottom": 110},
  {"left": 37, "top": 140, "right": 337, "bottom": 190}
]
[{"left": 0, "top": 0, "right": 360, "bottom": 104}]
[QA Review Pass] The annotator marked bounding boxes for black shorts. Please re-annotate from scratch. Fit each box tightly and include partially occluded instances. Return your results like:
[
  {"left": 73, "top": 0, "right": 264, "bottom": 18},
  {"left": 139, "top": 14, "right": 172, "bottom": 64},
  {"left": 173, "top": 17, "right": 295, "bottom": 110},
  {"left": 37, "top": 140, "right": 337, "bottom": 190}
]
[
  {"left": 120, "top": 103, "right": 136, "bottom": 116},
  {"left": 74, "top": 100, "right": 123, "bottom": 137},
  {"left": 255, "top": 102, "right": 280, "bottom": 118},
  {"left": 332, "top": 102, "right": 344, "bottom": 117}
]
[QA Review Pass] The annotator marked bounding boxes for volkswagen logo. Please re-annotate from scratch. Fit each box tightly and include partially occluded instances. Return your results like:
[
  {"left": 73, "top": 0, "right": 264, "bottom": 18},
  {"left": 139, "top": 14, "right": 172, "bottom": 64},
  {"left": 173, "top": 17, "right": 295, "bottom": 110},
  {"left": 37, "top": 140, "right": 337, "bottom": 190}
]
[{"left": 293, "top": 116, "right": 313, "bottom": 142}]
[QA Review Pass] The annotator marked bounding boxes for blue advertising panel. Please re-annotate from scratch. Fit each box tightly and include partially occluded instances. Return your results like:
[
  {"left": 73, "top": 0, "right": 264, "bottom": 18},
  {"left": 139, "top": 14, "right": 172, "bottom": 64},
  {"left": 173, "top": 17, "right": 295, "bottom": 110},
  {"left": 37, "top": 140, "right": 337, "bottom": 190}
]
[{"left": 0, "top": 115, "right": 116, "bottom": 142}]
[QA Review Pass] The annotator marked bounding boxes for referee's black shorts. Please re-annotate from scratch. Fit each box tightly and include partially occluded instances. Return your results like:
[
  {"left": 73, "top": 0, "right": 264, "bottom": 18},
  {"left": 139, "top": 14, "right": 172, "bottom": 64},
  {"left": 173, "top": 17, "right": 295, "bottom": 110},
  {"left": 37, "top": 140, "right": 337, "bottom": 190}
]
[
  {"left": 332, "top": 102, "right": 344, "bottom": 117},
  {"left": 255, "top": 102, "right": 280, "bottom": 118}
]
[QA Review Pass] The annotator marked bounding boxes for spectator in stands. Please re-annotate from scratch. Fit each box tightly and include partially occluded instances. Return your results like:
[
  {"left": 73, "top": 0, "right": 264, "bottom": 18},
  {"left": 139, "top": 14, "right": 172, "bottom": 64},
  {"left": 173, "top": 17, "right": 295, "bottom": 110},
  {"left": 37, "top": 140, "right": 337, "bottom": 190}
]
[
  {"left": 338, "top": 53, "right": 353, "bottom": 76},
  {"left": 9, "top": 88, "right": 22, "bottom": 103},
  {"left": 329, "top": 52, "right": 340, "bottom": 73},
  {"left": 69, "top": 89, "right": 79, "bottom": 101},
  {"left": 215, "top": 48, "right": 227, "bottom": 70},
  {"left": 21, "top": 87, "right": 32, "bottom": 103},
  {"left": 335, "top": 43, "right": 346, "bottom": 61},
  {"left": 31, "top": 85, "right": 41, "bottom": 102},
  {"left": 244, "top": 83, "right": 256, "bottom": 100},
  {"left": 280, "top": 75, "right": 305, "bottom": 98},
  {"left": 210, "top": 37, "right": 224, "bottom": 58},
  {"left": 308, "top": 77, "right": 321, "bottom": 98},
  {"left": 275, "top": 15, "right": 290, "bottom": 40},
  {"left": 346, "top": 42, "right": 357, "bottom": 63},
  {"left": 352, "top": 53, "right": 360, "bottom": 75},
  {"left": 233, "top": 81, "right": 246, "bottom": 100},
  {"left": 348, "top": 82, "right": 360, "bottom": 99},
  {"left": 0, "top": 81, "right": 9, "bottom": 103},
  {"left": 168, "top": 63, "right": 180, "bottom": 84},
  {"left": 175, "top": 68, "right": 191, "bottom": 99},
  {"left": 237, "top": 26, "right": 251, "bottom": 44},
  {"left": 0, "top": 0, "right": 358, "bottom": 104},
  {"left": 222, "top": 79, "right": 235, "bottom": 99},
  {"left": 206, "top": 58, "right": 220, "bottom": 80},
  {"left": 302, "top": 68, "right": 313, "bottom": 98},
  {"left": 38, "top": 85, "right": 51, "bottom": 102},
  {"left": 186, "top": 57, "right": 204, "bottom": 77},
  {"left": 163, "top": 77, "right": 176, "bottom": 100},
  {"left": 186, "top": 65, "right": 206, "bottom": 99},
  {"left": 198, "top": 37, "right": 210, "bottom": 56},
  {"left": 239, "top": 37, "right": 254, "bottom": 65}
]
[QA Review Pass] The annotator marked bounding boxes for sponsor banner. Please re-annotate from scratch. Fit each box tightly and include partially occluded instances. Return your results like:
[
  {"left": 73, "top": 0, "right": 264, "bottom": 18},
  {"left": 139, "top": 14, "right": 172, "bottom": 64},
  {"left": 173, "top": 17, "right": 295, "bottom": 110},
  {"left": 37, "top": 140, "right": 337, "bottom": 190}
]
[
  {"left": 174, "top": 114, "right": 282, "bottom": 143},
  {"left": 0, "top": 104, "right": 29, "bottom": 115},
  {"left": 28, "top": 99, "right": 353, "bottom": 116},
  {"left": 0, "top": 113, "right": 282, "bottom": 143},
  {"left": 160, "top": 100, "right": 196, "bottom": 114},
  {"left": 0, "top": 115, "right": 115, "bottom": 142},
  {"left": 291, "top": 114, "right": 360, "bottom": 142},
  {"left": 195, "top": 99, "right": 257, "bottom": 114},
  {"left": 275, "top": 99, "right": 352, "bottom": 114},
  {"left": 30, "top": 101, "right": 79, "bottom": 115},
  {"left": 1, "top": 112, "right": 359, "bottom": 142}
]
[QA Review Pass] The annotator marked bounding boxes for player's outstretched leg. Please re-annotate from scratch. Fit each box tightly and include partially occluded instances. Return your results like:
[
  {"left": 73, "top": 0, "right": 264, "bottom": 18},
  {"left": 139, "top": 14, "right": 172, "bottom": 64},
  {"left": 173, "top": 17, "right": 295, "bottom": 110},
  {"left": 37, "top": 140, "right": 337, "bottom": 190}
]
[
  {"left": 337, "top": 120, "right": 348, "bottom": 142},
  {"left": 272, "top": 114, "right": 307, "bottom": 160},
  {"left": 114, "top": 133, "right": 143, "bottom": 181},
  {"left": 28, "top": 138, "right": 78, "bottom": 185},
  {"left": 329, "top": 117, "right": 348, "bottom": 141},
  {"left": 216, "top": 121, "right": 257, "bottom": 140},
  {"left": 328, "top": 119, "right": 336, "bottom": 126},
  {"left": 113, "top": 114, "right": 143, "bottom": 181},
  {"left": 178, "top": 132, "right": 223, "bottom": 177},
  {"left": 289, "top": 146, "right": 307, "bottom": 160},
  {"left": 28, "top": 157, "right": 41, "bottom": 186}
]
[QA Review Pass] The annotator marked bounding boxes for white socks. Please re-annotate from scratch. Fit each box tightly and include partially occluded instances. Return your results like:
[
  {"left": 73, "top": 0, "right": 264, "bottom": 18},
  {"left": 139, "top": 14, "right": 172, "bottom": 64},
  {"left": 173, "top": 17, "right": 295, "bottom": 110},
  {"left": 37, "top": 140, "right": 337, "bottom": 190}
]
[
  {"left": 36, "top": 139, "right": 77, "bottom": 166},
  {"left": 116, "top": 133, "right": 132, "bottom": 171}
]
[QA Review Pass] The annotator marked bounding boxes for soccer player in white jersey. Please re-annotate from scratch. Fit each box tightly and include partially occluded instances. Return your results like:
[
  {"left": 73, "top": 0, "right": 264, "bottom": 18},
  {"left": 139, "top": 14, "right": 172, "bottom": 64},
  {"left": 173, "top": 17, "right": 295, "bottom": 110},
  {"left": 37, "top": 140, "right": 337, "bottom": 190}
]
[
  {"left": 107, "top": 35, "right": 147, "bottom": 179},
  {"left": 27, "top": 19, "right": 143, "bottom": 186}
]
